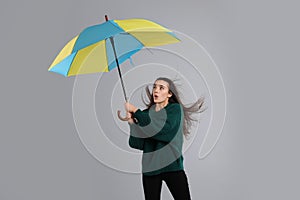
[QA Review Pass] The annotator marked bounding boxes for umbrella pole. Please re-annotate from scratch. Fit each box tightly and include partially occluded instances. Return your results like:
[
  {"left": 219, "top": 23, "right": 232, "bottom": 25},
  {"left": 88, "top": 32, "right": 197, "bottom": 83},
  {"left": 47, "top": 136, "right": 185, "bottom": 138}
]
[
  {"left": 105, "top": 15, "right": 130, "bottom": 121},
  {"left": 105, "top": 15, "right": 128, "bottom": 102},
  {"left": 109, "top": 38, "right": 128, "bottom": 102}
]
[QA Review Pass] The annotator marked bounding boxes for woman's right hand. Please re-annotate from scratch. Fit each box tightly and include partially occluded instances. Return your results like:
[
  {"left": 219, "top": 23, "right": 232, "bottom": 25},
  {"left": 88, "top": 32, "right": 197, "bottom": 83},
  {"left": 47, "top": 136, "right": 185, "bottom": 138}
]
[{"left": 124, "top": 102, "right": 138, "bottom": 113}]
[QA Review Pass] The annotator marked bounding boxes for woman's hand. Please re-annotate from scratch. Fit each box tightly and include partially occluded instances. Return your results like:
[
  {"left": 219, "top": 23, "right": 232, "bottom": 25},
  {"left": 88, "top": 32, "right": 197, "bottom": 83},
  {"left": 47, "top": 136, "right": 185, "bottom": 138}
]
[
  {"left": 126, "top": 112, "right": 134, "bottom": 124},
  {"left": 117, "top": 102, "right": 138, "bottom": 122},
  {"left": 124, "top": 102, "right": 138, "bottom": 113}
]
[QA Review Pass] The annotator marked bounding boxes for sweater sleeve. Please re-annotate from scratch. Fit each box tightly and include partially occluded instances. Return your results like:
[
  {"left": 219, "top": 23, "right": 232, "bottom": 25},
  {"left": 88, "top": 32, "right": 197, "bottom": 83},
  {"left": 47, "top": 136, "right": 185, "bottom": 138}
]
[
  {"left": 132, "top": 103, "right": 182, "bottom": 143},
  {"left": 128, "top": 123, "right": 145, "bottom": 150},
  {"left": 132, "top": 109, "right": 151, "bottom": 126}
]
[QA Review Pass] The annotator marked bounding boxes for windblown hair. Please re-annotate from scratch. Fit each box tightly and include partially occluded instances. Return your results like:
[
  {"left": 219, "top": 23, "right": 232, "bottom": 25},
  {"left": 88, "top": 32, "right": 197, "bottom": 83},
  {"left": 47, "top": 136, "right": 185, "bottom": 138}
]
[{"left": 142, "top": 77, "right": 206, "bottom": 136}]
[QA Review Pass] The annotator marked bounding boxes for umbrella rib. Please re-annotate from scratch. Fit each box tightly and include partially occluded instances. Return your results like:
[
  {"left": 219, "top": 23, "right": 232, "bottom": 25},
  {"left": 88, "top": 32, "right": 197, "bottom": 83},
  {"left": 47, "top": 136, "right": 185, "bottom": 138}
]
[{"left": 66, "top": 52, "right": 77, "bottom": 77}]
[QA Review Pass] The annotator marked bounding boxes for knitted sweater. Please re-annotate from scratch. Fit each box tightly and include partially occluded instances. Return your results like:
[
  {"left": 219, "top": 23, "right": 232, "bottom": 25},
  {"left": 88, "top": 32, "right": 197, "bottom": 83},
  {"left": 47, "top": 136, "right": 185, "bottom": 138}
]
[{"left": 128, "top": 103, "right": 184, "bottom": 176}]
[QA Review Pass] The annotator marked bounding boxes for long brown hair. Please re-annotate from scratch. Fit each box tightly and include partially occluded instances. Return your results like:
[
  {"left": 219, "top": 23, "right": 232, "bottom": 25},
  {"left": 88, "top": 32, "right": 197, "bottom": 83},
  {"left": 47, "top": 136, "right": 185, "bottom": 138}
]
[{"left": 142, "top": 77, "right": 205, "bottom": 136}]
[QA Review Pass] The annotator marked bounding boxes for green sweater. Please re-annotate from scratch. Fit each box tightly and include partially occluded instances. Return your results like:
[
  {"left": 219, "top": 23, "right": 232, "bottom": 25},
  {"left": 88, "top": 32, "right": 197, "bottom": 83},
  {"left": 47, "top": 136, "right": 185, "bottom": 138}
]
[{"left": 129, "top": 103, "right": 184, "bottom": 176}]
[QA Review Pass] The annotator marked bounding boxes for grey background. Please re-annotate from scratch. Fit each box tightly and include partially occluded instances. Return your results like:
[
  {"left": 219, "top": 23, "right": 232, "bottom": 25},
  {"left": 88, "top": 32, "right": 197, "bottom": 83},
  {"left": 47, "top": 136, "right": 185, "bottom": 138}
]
[{"left": 1, "top": 0, "right": 299, "bottom": 199}]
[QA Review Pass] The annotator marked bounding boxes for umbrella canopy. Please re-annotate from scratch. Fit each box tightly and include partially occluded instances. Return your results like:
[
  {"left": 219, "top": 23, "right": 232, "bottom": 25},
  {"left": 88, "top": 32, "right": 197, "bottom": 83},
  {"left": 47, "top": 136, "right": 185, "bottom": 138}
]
[
  {"left": 48, "top": 16, "right": 180, "bottom": 120},
  {"left": 48, "top": 17, "right": 180, "bottom": 77}
]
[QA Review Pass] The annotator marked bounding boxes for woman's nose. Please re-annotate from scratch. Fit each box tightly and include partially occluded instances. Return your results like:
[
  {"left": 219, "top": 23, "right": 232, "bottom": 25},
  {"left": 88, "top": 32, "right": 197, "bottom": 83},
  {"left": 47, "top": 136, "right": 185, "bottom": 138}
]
[{"left": 153, "top": 87, "right": 159, "bottom": 93}]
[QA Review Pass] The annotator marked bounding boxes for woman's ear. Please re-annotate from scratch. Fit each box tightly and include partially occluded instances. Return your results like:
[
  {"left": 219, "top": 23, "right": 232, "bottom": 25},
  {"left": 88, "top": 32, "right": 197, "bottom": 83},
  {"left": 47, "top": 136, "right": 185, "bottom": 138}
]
[{"left": 168, "top": 92, "right": 172, "bottom": 98}]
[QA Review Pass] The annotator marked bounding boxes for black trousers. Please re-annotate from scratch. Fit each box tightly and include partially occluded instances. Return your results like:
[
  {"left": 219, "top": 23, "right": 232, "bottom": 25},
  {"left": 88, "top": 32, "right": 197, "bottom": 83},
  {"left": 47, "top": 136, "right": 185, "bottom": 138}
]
[{"left": 142, "top": 170, "right": 191, "bottom": 200}]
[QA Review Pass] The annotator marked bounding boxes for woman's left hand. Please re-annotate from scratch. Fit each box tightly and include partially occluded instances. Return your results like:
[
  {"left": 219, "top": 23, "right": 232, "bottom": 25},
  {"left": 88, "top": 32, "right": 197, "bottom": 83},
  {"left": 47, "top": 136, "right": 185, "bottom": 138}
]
[{"left": 126, "top": 112, "right": 134, "bottom": 124}]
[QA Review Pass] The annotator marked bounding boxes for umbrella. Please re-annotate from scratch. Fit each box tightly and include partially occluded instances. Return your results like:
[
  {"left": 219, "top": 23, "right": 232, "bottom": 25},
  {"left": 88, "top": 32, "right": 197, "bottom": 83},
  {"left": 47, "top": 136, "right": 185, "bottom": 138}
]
[{"left": 49, "top": 15, "right": 180, "bottom": 119}]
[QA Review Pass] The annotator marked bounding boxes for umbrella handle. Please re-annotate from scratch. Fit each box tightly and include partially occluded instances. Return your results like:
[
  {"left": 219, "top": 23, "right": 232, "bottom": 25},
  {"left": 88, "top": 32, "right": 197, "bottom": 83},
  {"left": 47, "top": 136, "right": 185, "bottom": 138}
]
[{"left": 117, "top": 110, "right": 131, "bottom": 121}]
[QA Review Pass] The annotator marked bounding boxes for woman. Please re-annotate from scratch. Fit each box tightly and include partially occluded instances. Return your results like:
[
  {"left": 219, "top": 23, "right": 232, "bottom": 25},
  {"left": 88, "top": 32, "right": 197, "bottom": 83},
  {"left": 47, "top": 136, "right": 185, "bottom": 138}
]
[{"left": 124, "top": 77, "right": 204, "bottom": 200}]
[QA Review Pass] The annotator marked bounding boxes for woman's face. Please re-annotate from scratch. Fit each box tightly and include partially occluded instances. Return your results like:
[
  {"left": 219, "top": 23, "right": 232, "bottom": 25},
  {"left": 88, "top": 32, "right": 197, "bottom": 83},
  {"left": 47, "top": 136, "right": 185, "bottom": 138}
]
[{"left": 152, "top": 80, "right": 172, "bottom": 104}]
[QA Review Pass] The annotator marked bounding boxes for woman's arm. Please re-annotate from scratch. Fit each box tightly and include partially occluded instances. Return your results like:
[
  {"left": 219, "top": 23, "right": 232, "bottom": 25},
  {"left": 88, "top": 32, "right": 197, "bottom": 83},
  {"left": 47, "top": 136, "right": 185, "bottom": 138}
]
[
  {"left": 132, "top": 103, "right": 182, "bottom": 143},
  {"left": 128, "top": 123, "right": 145, "bottom": 150}
]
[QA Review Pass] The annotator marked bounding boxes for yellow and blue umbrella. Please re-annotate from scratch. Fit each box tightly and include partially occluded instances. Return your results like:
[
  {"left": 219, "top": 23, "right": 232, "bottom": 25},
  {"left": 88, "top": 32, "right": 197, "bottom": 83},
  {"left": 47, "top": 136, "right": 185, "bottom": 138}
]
[{"left": 49, "top": 15, "right": 179, "bottom": 109}]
